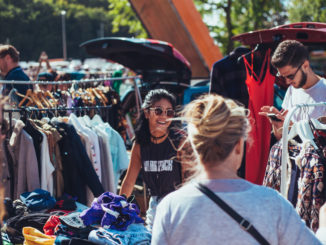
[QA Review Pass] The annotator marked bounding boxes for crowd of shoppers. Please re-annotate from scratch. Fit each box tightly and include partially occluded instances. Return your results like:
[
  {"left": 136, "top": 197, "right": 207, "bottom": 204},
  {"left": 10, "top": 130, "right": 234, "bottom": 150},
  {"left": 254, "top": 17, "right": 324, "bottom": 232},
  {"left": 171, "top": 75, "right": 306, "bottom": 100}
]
[{"left": 1, "top": 39, "right": 326, "bottom": 244}]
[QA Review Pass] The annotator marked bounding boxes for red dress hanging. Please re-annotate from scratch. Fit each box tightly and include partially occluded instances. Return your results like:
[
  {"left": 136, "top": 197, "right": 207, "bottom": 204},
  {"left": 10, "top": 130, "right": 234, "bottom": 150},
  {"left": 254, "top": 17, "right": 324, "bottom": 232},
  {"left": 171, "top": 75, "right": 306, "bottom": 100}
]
[{"left": 243, "top": 48, "right": 275, "bottom": 184}]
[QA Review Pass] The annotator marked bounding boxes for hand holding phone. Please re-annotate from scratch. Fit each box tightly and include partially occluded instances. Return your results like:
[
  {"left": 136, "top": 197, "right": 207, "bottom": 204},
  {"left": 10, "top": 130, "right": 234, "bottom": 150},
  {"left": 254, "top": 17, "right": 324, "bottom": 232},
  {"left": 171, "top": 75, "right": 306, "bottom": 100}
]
[{"left": 267, "top": 113, "right": 282, "bottom": 122}]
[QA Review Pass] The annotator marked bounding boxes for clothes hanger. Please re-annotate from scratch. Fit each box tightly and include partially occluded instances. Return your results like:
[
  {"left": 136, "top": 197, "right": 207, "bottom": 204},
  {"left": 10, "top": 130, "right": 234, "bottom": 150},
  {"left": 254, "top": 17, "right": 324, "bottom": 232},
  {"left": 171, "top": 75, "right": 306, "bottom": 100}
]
[
  {"left": 43, "top": 90, "right": 57, "bottom": 106},
  {"left": 78, "top": 89, "right": 89, "bottom": 105},
  {"left": 95, "top": 87, "right": 108, "bottom": 104},
  {"left": 36, "top": 91, "right": 51, "bottom": 108},
  {"left": 238, "top": 43, "right": 272, "bottom": 83},
  {"left": 287, "top": 106, "right": 318, "bottom": 149},
  {"left": 25, "top": 99, "right": 34, "bottom": 107},
  {"left": 17, "top": 89, "right": 34, "bottom": 107},
  {"left": 24, "top": 92, "right": 43, "bottom": 109},
  {"left": 18, "top": 89, "right": 44, "bottom": 109},
  {"left": 310, "top": 118, "right": 326, "bottom": 131},
  {"left": 237, "top": 44, "right": 260, "bottom": 64},
  {"left": 287, "top": 120, "right": 318, "bottom": 149},
  {"left": 91, "top": 87, "right": 107, "bottom": 106},
  {"left": 237, "top": 43, "right": 269, "bottom": 65},
  {"left": 85, "top": 88, "right": 96, "bottom": 105},
  {"left": 30, "top": 91, "right": 44, "bottom": 109}
]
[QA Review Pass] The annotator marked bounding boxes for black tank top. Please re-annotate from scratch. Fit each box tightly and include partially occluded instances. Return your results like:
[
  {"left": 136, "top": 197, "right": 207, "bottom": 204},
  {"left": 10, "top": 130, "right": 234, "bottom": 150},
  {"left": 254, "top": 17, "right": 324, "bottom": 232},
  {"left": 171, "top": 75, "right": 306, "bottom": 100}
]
[{"left": 140, "top": 130, "right": 182, "bottom": 198}]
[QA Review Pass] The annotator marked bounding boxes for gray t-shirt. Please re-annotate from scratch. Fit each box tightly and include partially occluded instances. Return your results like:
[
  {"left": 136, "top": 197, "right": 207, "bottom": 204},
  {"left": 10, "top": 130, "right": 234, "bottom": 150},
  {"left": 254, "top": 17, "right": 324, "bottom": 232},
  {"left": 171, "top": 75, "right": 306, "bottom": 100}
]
[{"left": 152, "top": 179, "right": 322, "bottom": 245}]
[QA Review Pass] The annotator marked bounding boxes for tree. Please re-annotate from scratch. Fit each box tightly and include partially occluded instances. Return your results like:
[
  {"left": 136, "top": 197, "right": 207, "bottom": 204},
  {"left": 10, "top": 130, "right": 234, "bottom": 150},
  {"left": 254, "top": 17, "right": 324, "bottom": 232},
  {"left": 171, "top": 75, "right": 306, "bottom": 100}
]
[
  {"left": 106, "top": 0, "right": 287, "bottom": 55},
  {"left": 194, "top": 0, "right": 287, "bottom": 55},
  {"left": 288, "top": 0, "right": 326, "bottom": 23},
  {"left": 0, "top": 0, "right": 131, "bottom": 60},
  {"left": 108, "top": 0, "right": 147, "bottom": 38}
]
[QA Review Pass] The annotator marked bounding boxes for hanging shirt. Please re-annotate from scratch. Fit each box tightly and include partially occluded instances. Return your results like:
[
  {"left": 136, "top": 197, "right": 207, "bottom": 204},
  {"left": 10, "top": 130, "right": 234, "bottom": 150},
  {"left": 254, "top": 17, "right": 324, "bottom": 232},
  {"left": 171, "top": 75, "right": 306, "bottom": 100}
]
[
  {"left": 52, "top": 121, "right": 104, "bottom": 205},
  {"left": 91, "top": 115, "right": 116, "bottom": 192},
  {"left": 28, "top": 120, "right": 55, "bottom": 195},
  {"left": 98, "top": 122, "right": 129, "bottom": 188},
  {"left": 69, "top": 113, "right": 102, "bottom": 181},
  {"left": 92, "top": 114, "right": 128, "bottom": 191},
  {"left": 263, "top": 140, "right": 325, "bottom": 232},
  {"left": 93, "top": 125, "right": 116, "bottom": 193},
  {"left": 243, "top": 48, "right": 275, "bottom": 184},
  {"left": 77, "top": 116, "right": 102, "bottom": 181},
  {"left": 39, "top": 131, "right": 55, "bottom": 195},
  {"left": 7, "top": 120, "right": 40, "bottom": 199},
  {"left": 210, "top": 47, "right": 250, "bottom": 107}
]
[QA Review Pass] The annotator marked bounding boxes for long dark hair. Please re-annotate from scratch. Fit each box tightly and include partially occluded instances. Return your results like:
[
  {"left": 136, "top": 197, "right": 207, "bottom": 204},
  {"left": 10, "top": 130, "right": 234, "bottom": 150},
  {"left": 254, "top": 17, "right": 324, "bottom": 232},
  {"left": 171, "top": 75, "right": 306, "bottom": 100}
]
[{"left": 134, "top": 89, "right": 177, "bottom": 145}]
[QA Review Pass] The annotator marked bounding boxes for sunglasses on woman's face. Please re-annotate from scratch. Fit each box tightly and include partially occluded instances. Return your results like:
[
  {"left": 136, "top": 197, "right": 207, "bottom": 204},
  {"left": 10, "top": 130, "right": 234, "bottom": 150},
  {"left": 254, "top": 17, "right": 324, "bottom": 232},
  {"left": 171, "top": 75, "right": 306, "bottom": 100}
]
[{"left": 149, "top": 107, "right": 175, "bottom": 117}]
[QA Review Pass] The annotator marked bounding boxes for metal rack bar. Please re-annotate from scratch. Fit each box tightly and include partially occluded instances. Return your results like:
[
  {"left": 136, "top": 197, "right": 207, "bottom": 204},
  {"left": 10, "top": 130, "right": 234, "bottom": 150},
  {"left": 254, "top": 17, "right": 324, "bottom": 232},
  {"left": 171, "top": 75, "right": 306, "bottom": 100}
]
[
  {"left": 3, "top": 105, "right": 112, "bottom": 113},
  {"left": 0, "top": 75, "right": 141, "bottom": 85}
]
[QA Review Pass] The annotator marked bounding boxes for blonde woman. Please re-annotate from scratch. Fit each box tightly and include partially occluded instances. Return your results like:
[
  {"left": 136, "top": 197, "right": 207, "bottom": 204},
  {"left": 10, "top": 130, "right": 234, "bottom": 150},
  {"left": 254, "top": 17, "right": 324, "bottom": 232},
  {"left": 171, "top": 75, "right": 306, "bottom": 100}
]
[{"left": 152, "top": 94, "right": 324, "bottom": 245}]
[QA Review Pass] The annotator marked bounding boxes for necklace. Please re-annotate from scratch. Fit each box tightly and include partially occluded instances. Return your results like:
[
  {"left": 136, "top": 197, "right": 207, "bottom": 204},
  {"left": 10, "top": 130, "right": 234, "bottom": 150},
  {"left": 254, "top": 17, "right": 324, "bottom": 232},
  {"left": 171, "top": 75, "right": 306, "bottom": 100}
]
[{"left": 150, "top": 133, "right": 167, "bottom": 141}]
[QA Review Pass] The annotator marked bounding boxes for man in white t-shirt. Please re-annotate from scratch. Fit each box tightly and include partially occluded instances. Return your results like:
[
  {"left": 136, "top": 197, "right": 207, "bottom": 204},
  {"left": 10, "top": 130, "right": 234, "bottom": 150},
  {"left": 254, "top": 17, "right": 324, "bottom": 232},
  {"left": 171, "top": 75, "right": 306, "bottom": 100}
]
[{"left": 259, "top": 40, "right": 326, "bottom": 140}]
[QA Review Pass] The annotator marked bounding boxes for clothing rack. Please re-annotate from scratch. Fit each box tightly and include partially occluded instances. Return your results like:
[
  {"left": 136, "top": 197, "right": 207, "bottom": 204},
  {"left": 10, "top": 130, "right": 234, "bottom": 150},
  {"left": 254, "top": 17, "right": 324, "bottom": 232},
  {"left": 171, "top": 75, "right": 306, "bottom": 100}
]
[
  {"left": 3, "top": 105, "right": 113, "bottom": 132},
  {"left": 0, "top": 74, "right": 143, "bottom": 119},
  {"left": 281, "top": 102, "right": 326, "bottom": 197},
  {"left": 0, "top": 75, "right": 141, "bottom": 85},
  {"left": 3, "top": 105, "right": 112, "bottom": 113}
]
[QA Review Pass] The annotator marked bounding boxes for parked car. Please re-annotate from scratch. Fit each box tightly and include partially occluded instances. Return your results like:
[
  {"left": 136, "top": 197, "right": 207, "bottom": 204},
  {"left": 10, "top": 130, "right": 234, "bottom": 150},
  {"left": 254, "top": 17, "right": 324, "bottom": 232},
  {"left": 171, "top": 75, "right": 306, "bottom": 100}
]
[
  {"left": 232, "top": 21, "right": 326, "bottom": 78},
  {"left": 80, "top": 37, "right": 197, "bottom": 113}
]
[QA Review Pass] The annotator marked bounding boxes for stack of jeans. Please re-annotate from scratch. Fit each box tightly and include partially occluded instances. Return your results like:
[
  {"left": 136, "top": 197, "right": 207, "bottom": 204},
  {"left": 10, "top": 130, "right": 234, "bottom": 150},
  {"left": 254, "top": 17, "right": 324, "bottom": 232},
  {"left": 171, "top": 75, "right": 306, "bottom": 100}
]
[{"left": 88, "top": 224, "right": 151, "bottom": 245}]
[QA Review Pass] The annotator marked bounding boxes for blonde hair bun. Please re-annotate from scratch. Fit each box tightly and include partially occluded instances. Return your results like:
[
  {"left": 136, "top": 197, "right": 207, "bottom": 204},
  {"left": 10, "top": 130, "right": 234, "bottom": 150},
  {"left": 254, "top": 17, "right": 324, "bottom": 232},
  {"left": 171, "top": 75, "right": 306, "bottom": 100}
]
[{"left": 183, "top": 94, "right": 249, "bottom": 163}]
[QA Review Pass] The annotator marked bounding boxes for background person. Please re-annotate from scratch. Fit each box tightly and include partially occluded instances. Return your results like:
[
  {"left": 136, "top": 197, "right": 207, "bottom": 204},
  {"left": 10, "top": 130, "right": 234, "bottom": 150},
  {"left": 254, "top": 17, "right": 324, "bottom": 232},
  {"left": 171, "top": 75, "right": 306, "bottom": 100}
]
[
  {"left": 259, "top": 40, "right": 326, "bottom": 140},
  {"left": 35, "top": 51, "right": 57, "bottom": 91},
  {"left": 0, "top": 44, "right": 32, "bottom": 97},
  {"left": 119, "top": 89, "right": 185, "bottom": 232},
  {"left": 152, "top": 94, "right": 323, "bottom": 245}
]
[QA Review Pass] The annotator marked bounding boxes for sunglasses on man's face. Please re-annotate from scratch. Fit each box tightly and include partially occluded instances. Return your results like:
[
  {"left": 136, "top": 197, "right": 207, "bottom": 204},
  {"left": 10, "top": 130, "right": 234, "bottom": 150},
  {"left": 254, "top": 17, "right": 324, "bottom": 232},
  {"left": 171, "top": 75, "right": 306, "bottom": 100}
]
[
  {"left": 149, "top": 107, "right": 175, "bottom": 117},
  {"left": 276, "top": 63, "right": 303, "bottom": 80}
]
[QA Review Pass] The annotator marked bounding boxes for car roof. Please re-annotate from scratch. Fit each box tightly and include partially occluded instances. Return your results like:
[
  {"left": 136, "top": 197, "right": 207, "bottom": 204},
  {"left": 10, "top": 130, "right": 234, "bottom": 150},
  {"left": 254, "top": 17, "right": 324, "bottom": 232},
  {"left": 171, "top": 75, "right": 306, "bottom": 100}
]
[{"left": 232, "top": 22, "right": 326, "bottom": 46}]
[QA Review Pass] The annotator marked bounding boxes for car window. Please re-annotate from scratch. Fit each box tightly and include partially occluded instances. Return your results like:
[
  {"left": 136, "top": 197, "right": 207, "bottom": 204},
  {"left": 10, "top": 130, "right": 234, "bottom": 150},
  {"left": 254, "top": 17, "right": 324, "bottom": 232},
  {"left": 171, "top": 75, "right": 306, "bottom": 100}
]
[{"left": 308, "top": 44, "right": 326, "bottom": 77}]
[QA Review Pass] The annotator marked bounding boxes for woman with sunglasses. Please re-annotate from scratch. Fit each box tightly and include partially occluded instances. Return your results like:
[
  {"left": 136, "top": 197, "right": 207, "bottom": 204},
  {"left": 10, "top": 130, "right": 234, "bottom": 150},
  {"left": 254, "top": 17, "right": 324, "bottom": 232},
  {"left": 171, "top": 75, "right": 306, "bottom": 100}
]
[{"left": 119, "top": 89, "right": 185, "bottom": 232}]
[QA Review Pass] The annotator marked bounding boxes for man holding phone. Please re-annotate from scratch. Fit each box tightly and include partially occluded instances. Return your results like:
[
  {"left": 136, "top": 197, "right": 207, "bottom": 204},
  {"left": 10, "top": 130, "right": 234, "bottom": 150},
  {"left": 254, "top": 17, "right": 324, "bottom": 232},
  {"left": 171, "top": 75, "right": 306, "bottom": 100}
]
[{"left": 259, "top": 40, "right": 326, "bottom": 140}]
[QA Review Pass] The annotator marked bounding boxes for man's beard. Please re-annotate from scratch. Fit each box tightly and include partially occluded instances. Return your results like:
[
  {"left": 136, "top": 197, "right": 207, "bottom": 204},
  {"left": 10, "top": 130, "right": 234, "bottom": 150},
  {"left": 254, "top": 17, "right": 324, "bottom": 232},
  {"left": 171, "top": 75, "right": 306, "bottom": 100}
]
[{"left": 298, "top": 70, "right": 307, "bottom": 88}]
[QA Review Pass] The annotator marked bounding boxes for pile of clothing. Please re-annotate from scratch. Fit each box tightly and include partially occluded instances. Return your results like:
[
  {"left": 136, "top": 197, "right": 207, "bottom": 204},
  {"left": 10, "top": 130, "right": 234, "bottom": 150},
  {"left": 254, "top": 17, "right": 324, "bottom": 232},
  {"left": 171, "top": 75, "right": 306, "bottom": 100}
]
[{"left": 1, "top": 190, "right": 150, "bottom": 245}]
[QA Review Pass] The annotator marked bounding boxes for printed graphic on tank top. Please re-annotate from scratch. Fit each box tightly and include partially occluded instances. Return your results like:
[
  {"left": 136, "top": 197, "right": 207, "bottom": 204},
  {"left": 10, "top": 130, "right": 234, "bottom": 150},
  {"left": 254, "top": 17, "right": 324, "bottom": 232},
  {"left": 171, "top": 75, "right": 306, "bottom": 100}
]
[{"left": 140, "top": 130, "right": 182, "bottom": 198}]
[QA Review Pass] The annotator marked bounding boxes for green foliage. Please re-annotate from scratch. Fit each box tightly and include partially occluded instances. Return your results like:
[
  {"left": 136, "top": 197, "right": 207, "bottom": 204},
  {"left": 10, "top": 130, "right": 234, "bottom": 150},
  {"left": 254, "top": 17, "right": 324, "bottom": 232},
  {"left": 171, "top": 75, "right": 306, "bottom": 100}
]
[
  {"left": 196, "top": 0, "right": 326, "bottom": 55},
  {"left": 2, "top": 0, "right": 326, "bottom": 61},
  {"left": 194, "top": 0, "right": 288, "bottom": 55},
  {"left": 0, "top": 0, "right": 131, "bottom": 60},
  {"left": 108, "top": 0, "right": 147, "bottom": 38},
  {"left": 288, "top": 0, "right": 326, "bottom": 23}
]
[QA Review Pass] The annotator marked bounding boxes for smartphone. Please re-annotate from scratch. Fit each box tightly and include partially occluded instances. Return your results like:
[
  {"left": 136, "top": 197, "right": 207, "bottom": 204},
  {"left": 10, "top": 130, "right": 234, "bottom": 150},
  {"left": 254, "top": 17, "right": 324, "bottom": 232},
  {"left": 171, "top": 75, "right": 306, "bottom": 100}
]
[{"left": 267, "top": 113, "right": 282, "bottom": 122}]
